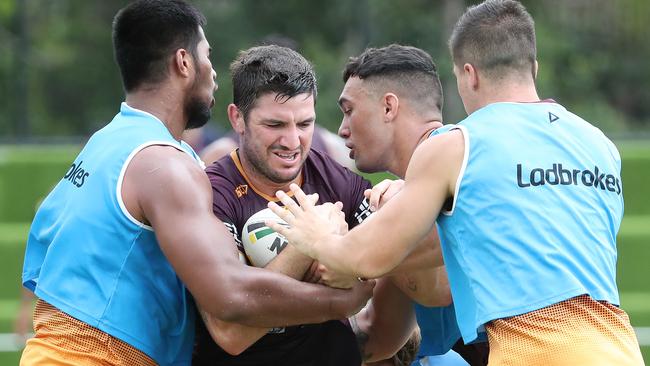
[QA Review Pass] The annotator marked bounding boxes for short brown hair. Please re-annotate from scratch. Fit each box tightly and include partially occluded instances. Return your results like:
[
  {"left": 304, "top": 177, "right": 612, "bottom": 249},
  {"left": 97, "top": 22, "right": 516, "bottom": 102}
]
[
  {"left": 449, "top": 0, "right": 536, "bottom": 79},
  {"left": 230, "top": 45, "right": 317, "bottom": 120}
]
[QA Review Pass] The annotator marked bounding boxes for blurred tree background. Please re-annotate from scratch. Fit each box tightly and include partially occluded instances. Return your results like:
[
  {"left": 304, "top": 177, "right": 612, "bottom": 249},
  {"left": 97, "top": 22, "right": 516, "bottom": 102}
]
[
  {"left": 1, "top": 1, "right": 650, "bottom": 362},
  {"left": 1, "top": 0, "right": 650, "bottom": 141}
]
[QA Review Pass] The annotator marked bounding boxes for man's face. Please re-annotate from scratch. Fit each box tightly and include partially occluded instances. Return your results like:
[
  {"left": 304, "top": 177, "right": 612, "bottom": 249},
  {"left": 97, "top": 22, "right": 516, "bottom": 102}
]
[
  {"left": 239, "top": 92, "right": 315, "bottom": 184},
  {"left": 185, "top": 26, "right": 218, "bottom": 129},
  {"left": 338, "top": 76, "right": 390, "bottom": 173}
]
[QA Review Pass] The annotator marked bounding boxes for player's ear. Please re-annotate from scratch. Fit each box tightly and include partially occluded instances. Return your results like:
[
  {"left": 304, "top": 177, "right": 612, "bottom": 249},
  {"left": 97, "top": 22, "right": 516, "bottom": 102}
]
[
  {"left": 533, "top": 60, "right": 539, "bottom": 80},
  {"left": 383, "top": 93, "right": 399, "bottom": 123},
  {"left": 465, "top": 63, "right": 479, "bottom": 91},
  {"left": 227, "top": 104, "right": 245, "bottom": 134},
  {"left": 172, "top": 48, "right": 192, "bottom": 80}
]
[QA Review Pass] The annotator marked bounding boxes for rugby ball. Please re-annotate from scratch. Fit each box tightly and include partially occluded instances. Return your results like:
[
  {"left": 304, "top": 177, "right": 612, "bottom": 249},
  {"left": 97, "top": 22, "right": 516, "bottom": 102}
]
[{"left": 242, "top": 208, "right": 289, "bottom": 267}]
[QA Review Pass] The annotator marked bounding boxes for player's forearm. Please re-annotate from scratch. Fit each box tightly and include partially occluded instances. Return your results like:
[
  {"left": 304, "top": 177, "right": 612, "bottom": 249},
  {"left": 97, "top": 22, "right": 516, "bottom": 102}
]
[
  {"left": 204, "top": 246, "right": 315, "bottom": 353},
  {"left": 314, "top": 230, "right": 404, "bottom": 279},
  {"left": 198, "top": 266, "right": 362, "bottom": 327},
  {"left": 265, "top": 244, "right": 313, "bottom": 279}
]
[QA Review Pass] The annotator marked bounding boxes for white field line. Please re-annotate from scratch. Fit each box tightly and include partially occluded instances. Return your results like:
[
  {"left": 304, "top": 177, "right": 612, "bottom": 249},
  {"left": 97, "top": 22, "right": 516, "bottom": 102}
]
[{"left": 0, "top": 328, "right": 648, "bottom": 352}]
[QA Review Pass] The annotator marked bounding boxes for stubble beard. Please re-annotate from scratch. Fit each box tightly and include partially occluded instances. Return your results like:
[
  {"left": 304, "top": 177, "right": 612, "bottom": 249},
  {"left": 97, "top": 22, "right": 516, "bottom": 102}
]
[{"left": 240, "top": 134, "right": 303, "bottom": 184}]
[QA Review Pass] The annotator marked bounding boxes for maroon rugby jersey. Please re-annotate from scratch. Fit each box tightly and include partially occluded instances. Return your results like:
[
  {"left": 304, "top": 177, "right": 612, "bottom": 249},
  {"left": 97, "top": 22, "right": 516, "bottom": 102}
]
[{"left": 193, "top": 148, "right": 372, "bottom": 366}]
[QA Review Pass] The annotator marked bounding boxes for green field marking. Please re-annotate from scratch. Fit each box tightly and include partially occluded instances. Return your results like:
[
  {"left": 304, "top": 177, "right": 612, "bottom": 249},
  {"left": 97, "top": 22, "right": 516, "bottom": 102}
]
[
  {"left": 621, "top": 292, "right": 650, "bottom": 327},
  {"left": 0, "top": 300, "right": 20, "bottom": 317},
  {"left": 0, "top": 223, "right": 29, "bottom": 248},
  {"left": 0, "top": 351, "right": 21, "bottom": 363},
  {"left": 0, "top": 145, "right": 81, "bottom": 164},
  {"left": 0, "top": 300, "right": 22, "bottom": 332},
  {"left": 620, "top": 292, "right": 650, "bottom": 313},
  {"left": 1, "top": 220, "right": 640, "bottom": 246},
  {"left": 619, "top": 215, "right": 650, "bottom": 237}
]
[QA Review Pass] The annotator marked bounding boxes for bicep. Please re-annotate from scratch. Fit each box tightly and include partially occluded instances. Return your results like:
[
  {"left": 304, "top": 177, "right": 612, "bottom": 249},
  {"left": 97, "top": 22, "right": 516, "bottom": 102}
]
[{"left": 131, "top": 148, "right": 241, "bottom": 308}]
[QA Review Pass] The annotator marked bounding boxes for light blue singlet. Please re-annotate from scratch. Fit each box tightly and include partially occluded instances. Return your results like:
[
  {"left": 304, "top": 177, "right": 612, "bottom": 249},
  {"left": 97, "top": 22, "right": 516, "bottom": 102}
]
[
  {"left": 23, "top": 103, "right": 202, "bottom": 365},
  {"left": 434, "top": 102, "right": 623, "bottom": 343}
]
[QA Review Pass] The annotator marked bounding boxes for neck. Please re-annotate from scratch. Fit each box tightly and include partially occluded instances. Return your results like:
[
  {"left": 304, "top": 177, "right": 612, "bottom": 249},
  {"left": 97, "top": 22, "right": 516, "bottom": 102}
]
[
  {"left": 125, "top": 86, "right": 186, "bottom": 141},
  {"left": 389, "top": 118, "right": 442, "bottom": 179},
  {"left": 473, "top": 79, "right": 540, "bottom": 113}
]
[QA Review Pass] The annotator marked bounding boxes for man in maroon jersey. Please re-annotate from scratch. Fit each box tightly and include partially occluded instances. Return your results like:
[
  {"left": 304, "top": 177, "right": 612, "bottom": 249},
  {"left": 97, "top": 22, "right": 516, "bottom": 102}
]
[
  {"left": 193, "top": 45, "right": 446, "bottom": 366},
  {"left": 193, "top": 44, "right": 372, "bottom": 366}
]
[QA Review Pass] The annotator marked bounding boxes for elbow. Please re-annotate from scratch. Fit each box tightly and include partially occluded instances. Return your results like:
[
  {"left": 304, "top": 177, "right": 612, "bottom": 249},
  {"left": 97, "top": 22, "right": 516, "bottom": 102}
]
[
  {"left": 207, "top": 325, "right": 249, "bottom": 356},
  {"left": 215, "top": 335, "right": 248, "bottom": 356},
  {"left": 201, "top": 310, "right": 251, "bottom": 356}
]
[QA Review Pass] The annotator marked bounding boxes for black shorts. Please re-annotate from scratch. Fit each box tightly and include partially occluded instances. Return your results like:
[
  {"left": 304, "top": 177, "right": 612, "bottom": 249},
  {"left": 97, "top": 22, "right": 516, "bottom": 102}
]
[{"left": 193, "top": 319, "right": 361, "bottom": 366}]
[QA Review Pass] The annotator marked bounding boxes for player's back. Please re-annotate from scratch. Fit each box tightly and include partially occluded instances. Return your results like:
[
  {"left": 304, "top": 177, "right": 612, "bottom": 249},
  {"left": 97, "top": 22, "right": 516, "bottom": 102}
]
[
  {"left": 436, "top": 101, "right": 644, "bottom": 365},
  {"left": 438, "top": 101, "right": 624, "bottom": 340}
]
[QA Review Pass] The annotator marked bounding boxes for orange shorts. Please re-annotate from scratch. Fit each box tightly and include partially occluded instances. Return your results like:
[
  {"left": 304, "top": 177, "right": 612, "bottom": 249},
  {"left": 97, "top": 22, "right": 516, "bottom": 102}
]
[
  {"left": 20, "top": 299, "right": 156, "bottom": 366},
  {"left": 485, "top": 294, "right": 645, "bottom": 366}
]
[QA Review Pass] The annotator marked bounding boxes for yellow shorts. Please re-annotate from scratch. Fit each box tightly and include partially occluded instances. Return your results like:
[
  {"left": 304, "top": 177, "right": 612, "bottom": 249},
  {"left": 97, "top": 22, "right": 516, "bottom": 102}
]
[
  {"left": 485, "top": 294, "right": 645, "bottom": 366},
  {"left": 20, "top": 299, "right": 156, "bottom": 366}
]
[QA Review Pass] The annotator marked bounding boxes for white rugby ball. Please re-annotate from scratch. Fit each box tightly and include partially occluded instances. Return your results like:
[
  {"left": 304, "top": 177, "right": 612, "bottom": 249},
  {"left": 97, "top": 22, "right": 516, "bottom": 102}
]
[{"left": 242, "top": 208, "right": 289, "bottom": 267}]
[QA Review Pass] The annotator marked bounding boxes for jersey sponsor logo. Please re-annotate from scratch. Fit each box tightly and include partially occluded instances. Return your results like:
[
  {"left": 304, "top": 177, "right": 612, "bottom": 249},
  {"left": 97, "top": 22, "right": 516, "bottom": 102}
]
[
  {"left": 353, "top": 198, "right": 372, "bottom": 224},
  {"left": 63, "top": 160, "right": 90, "bottom": 188},
  {"left": 223, "top": 222, "right": 242, "bottom": 246},
  {"left": 235, "top": 184, "right": 248, "bottom": 198},
  {"left": 517, "top": 163, "right": 621, "bottom": 195}
]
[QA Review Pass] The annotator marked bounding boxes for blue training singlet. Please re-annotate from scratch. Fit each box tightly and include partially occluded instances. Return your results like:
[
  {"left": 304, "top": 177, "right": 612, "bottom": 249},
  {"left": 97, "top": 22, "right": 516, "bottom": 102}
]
[
  {"left": 22, "top": 103, "right": 202, "bottom": 365},
  {"left": 435, "top": 101, "right": 623, "bottom": 343}
]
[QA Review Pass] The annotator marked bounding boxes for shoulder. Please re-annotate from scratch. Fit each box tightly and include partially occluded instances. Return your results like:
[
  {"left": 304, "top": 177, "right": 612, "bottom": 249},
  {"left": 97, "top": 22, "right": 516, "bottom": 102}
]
[
  {"left": 409, "top": 129, "right": 465, "bottom": 188},
  {"left": 203, "top": 153, "right": 248, "bottom": 217},
  {"left": 419, "top": 128, "right": 465, "bottom": 156},
  {"left": 429, "top": 124, "right": 457, "bottom": 137},
  {"left": 132, "top": 144, "right": 207, "bottom": 186},
  {"left": 205, "top": 152, "right": 252, "bottom": 198},
  {"left": 127, "top": 144, "right": 212, "bottom": 220}
]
